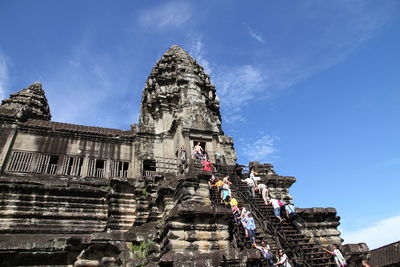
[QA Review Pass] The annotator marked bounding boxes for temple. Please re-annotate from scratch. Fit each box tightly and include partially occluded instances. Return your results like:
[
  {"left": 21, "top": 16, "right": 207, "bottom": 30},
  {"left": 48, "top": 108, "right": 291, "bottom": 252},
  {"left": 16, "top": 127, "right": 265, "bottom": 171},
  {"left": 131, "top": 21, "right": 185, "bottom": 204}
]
[{"left": 0, "top": 46, "right": 372, "bottom": 266}]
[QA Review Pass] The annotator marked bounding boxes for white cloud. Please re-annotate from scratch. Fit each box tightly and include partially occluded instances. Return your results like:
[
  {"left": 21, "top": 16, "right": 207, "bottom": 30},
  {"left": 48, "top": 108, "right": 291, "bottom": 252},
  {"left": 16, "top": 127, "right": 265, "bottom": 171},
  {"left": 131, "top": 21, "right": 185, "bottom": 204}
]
[
  {"left": 188, "top": 35, "right": 213, "bottom": 75},
  {"left": 341, "top": 215, "right": 400, "bottom": 249},
  {"left": 215, "top": 64, "right": 267, "bottom": 122},
  {"left": 247, "top": 27, "right": 264, "bottom": 44},
  {"left": 138, "top": 1, "right": 191, "bottom": 29},
  {"left": 0, "top": 52, "right": 10, "bottom": 100},
  {"left": 186, "top": 35, "right": 269, "bottom": 123},
  {"left": 240, "top": 135, "right": 278, "bottom": 162}
]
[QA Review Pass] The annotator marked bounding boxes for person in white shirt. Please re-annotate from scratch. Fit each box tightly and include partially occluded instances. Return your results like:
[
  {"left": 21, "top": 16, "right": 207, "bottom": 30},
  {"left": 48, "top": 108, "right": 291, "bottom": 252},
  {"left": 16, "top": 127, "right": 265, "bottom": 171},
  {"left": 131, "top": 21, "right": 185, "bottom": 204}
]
[
  {"left": 192, "top": 142, "right": 204, "bottom": 159},
  {"left": 255, "top": 183, "right": 269, "bottom": 204},
  {"left": 222, "top": 176, "right": 232, "bottom": 186},
  {"left": 255, "top": 241, "right": 274, "bottom": 265},
  {"left": 269, "top": 198, "right": 284, "bottom": 222},
  {"left": 250, "top": 170, "right": 261, "bottom": 183},
  {"left": 323, "top": 244, "right": 347, "bottom": 267},
  {"left": 274, "top": 249, "right": 292, "bottom": 267},
  {"left": 241, "top": 177, "right": 256, "bottom": 198}
]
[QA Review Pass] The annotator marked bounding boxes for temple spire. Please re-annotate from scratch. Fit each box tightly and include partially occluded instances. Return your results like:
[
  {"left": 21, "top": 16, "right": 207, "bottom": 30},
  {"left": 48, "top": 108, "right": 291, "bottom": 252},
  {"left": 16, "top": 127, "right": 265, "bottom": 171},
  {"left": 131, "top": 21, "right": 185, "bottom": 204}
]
[
  {"left": 139, "top": 45, "right": 221, "bottom": 132},
  {"left": 1, "top": 82, "right": 51, "bottom": 121}
]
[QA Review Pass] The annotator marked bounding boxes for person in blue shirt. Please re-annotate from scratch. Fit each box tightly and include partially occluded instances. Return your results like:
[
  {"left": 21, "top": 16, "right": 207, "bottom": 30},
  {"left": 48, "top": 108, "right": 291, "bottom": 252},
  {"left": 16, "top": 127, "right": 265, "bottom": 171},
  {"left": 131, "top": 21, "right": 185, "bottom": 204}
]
[
  {"left": 284, "top": 201, "right": 297, "bottom": 222},
  {"left": 245, "top": 212, "right": 256, "bottom": 247}
]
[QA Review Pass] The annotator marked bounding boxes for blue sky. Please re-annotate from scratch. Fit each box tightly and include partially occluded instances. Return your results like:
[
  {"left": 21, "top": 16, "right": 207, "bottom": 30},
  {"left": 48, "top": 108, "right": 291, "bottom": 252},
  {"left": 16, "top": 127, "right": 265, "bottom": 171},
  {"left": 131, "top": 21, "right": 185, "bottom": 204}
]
[{"left": 1, "top": 0, "right": 399, "bottom": 249}]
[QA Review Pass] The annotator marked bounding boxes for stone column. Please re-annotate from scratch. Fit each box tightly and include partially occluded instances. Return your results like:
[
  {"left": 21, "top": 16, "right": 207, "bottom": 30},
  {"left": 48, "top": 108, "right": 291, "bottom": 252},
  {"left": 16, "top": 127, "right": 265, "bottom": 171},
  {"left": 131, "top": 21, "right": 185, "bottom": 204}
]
[{"left": 0, "top": 124, "right": 18, "bottom": 173}]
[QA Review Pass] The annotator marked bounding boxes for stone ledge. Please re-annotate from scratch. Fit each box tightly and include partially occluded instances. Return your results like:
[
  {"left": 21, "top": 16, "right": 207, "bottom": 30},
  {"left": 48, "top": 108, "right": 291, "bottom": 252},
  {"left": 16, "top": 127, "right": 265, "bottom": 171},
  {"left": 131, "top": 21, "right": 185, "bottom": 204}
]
[
  {"left": 168, "top": 203, "right": 231, "bottom": 219},
  {"left": 159, "top": 248, "right": 261, "bottom": 265}
]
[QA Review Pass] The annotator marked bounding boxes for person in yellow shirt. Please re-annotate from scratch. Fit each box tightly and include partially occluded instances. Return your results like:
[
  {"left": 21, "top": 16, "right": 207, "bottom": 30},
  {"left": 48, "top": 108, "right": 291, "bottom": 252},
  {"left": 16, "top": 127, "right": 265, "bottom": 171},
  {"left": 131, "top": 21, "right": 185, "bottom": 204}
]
[
  {"left": 214, "top": 179, "right": 224, "bottom": 189},
  {"left": 225, "top": 195, "right": 239, "bottom": 209},
  {"left": 230, "top": 197, "right": 238, "bottom": 208}
]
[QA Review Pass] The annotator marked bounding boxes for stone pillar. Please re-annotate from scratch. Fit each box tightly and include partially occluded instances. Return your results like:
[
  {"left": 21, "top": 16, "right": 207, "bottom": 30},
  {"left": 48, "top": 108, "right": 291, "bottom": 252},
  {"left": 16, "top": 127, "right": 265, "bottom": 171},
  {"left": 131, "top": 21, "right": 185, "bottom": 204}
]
[
  {"left": 0, "top": 124, "right": 17, "bottom": 173},
  {"left": 159, "top": 173, "right": 231, "bottom": 264}
]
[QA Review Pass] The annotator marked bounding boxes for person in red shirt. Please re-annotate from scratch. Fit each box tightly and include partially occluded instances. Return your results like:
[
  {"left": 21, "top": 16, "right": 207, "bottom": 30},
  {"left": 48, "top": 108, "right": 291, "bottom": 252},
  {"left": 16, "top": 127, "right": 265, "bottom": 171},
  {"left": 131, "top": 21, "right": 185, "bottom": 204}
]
[{"left": 201, "top": 159, "right": 215, "bottom": 172}]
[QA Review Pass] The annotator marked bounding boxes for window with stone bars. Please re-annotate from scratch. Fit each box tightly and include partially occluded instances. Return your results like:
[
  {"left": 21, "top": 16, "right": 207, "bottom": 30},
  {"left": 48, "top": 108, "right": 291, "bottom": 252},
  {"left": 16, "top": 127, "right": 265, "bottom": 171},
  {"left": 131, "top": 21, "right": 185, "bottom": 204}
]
[
  {"left": 34, "top": 154, "right": 59, "bottom": 175},
  {"left": 110, "top": 161, "right": 129, "bottom": 178},
  {"left": 61, "top": 156, "right": 84, "bottom": 176},
  {"left": 7, "top": 151, "right": 35, "bottom": 172},
  {"left": 87, "top": 158, "right": 106, "bottom": 178}
]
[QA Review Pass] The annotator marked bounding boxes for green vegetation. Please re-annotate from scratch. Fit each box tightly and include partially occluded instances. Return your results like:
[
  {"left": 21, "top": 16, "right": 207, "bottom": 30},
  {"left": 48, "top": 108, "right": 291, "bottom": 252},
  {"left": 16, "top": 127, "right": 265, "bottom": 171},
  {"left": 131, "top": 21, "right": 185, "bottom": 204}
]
[
  {"left": 157, "top": 220, "right": 165, "bottom": 229},
  {"left": 131, "top": 241, "right": 154, "bottom": 259},
  {"left": 142, "top": 187, "right": 150, "bottom": 197}
]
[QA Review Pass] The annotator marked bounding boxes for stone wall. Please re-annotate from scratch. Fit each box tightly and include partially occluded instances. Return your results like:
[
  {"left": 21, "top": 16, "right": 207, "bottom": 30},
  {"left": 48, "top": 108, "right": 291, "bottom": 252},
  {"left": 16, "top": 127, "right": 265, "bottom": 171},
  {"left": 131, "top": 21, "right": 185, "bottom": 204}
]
[
  {"left": 158, "top": 173, "right": 233, "bottom": 265},
  {"left": 0, "top": 181, "right": 108, "bottom": 234},
  {"left": 296, "top": 207, "right": 342, "bottom": 246}
]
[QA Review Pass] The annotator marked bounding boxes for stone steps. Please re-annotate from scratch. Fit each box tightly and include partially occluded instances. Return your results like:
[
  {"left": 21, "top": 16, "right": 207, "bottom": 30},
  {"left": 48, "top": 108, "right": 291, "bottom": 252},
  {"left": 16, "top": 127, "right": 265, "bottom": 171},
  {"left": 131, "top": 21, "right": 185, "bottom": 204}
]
[
  {"left": 2, "top": 199, "right": 106, "bottom": 209},
  {"left": 0, "top": 205, "right": 106, "bottom": 215},
  {"left": 106, "top": 189, "right": 137, "bottom": 231},
  {"left": 0, "top": 224, "right": 105, "bottom": 233},
  {"left": 0, "top": 183, "right": 108, "bottom": 234},
  {"left": 0, "top": 210, "right": 107, "bottom": 219},
  {"left": 233, "top": 178, "right": 337, "bottom": 266},
  {"left": 0, "top": 193, "right": 105, "bottom": 204}
]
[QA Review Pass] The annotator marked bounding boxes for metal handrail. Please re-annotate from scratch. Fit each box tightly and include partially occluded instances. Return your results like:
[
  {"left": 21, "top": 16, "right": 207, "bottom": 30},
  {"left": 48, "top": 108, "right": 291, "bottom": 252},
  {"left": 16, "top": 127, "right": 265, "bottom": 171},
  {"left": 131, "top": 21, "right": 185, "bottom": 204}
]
[
  {"left": 209, "top": 186, "right": 247, "bottom": 250},
  {"left": 237, "top": 170, "right": 337, "bottom": 264},
  {"left": 231, "top": 174, "right": 310, "bottom": 267}
]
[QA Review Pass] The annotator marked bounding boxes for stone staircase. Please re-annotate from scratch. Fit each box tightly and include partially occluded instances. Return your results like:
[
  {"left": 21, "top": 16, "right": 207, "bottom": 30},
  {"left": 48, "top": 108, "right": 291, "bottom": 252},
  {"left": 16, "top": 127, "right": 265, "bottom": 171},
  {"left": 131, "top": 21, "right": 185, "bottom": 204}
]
[
  {"left": 189, "top": 160, "right": 338, "bottom": 266},
  {"left": 209, "top": 186, "right": 277, "bottom": 252},
  {"left": 232, "top": 175, "right": 337, "bottom": 266}
]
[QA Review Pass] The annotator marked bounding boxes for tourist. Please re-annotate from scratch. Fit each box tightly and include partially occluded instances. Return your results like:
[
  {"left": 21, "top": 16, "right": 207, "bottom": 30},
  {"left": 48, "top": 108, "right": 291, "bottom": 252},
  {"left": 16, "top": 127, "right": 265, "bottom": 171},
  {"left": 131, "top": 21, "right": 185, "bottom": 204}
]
[
  {"left": 255, "top": 183, "right": 269, "bottom": 204},
  {"left": 239, "top": 208, "right": 249, "bottom": 237},
  {"left": 230, "top": 196, "right": 239, "bottom": 210},
  {"left": 250, "top": 169, "right": 261, "bottom": 184},
  {"left": 255, "top": 241, "right": 275, "bottom": 265},
  {"left": 214, "top": 178, "right": 224, "bottom": 190},
  {"left": 241, "top": 176, "right": 257, "bottom": 198},
  {"left": 208, "top": 175, "right": 217, "bottom": 188},
  {"left": 201, "top": 158, "right": 215, "bottom": 172},
  {"left": 285, "top": 201, "right": 297, "bottom": 222},
  {"left": 222, "top": 175, "right": 232, "bottom": 186},
  {"left": 230, "top": 199, "right": 240, "bottom": 221},
  {"left": 221, "top": 183, "right": 231, "bottom": 202},
  {"left": 227, "top": 196, "right": 239, "bottom": 208},
  {"left": 322, "top": 244, "right": 347, "bottom": 267},
  {"left": 245, "top": 212, "right": 256, "bottom": 247},
  {"left": 274, "top": 249, "right": 292, "bottom": 267},
  {"left": 208, "top": 175, "right": 218, "bottom": 201},
  {"left": 225, "top": 195, "right": 238, "bottom": 209},
  {"left": 179, "top": 145, "right": 187, "bottom": 164},
  {"left": 192, "top": 142, "right": 204, "bottom": 159},
  {"left": 215, "top": 151, "right": 223, "bottom": 165},
  {"left": 209, "top": 177, "right": 223, "bottom": 201},
  {"left": 269, "top": 198, "right": 284, "bottom": 223},
  {"left": 239, "top": 207, "right": 248, "bottom": 219},
  {"left": 235, "top": 163, "right": 244, "bottom": 179}
]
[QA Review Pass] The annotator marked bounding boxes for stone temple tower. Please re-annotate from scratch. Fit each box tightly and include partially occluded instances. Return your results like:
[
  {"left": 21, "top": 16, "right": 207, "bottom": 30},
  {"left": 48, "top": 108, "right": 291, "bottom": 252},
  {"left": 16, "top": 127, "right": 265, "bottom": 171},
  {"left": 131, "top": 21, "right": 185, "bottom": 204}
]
[
  {"left": 1, "top": 82, "right": 51, "bottom": 121},
  {"left": 138, "top": 45, "right": 236, "bottom": 165},
  {"left": 0, "top": 45, "right": 354, "bottom": 267}
]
